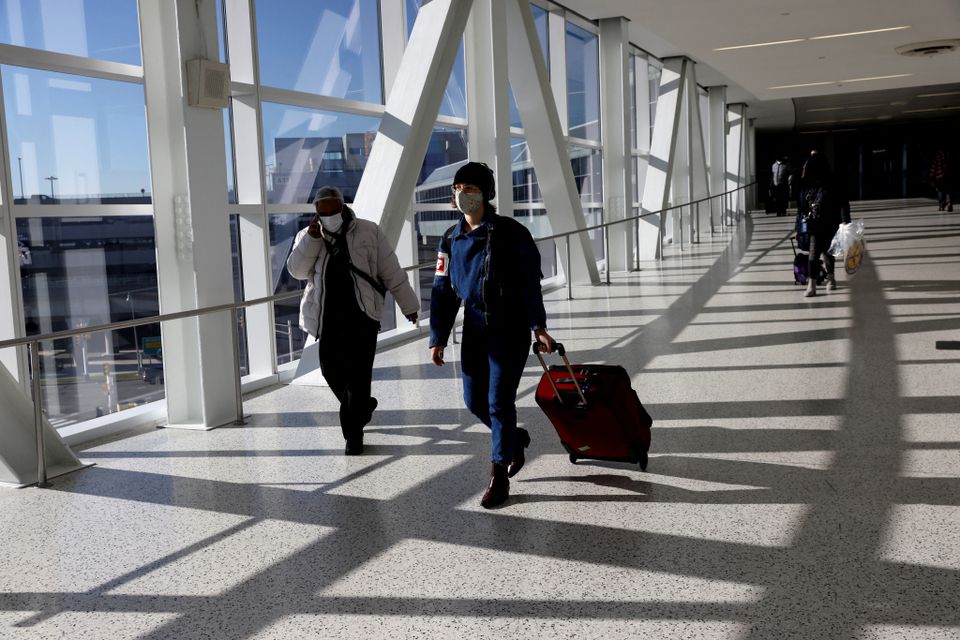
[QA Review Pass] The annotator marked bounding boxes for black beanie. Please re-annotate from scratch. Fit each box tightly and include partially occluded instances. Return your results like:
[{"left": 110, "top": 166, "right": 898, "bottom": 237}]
[{"left": 453, "top": 161, "right": 496, "bottom": 201}]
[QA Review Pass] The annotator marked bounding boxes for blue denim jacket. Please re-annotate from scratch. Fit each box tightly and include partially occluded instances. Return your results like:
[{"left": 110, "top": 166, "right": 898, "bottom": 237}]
[{"left": 429, "top": 213, "right": 547, "bottom": 348}]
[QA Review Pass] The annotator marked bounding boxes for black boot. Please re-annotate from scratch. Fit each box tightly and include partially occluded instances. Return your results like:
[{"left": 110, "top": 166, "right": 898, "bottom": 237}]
[
  {"left": 480, "top": 463, "right": 510, "bottom": 509},
  {"left": 507, "top": 428, "right": 531, "bottom": 478}
]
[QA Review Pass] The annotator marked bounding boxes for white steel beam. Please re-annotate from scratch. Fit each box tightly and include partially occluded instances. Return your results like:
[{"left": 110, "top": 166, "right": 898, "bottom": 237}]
[
  {"left": 139, "top": 0, "right": 237, "bottom": 429},
  {"left": 466, "top": 0, "right": 512, "bottom": 217},
  {"left": 686, "top": 68, "right": 711, "bottom": 242},
  {"left": 0, "top": 362, "right": 84, "bottom": 487},
  {"left": 726, "top": 103, "right": 746, "bottom": 223},
  {"left": 0, "top": 72, "right": 26, "bottom": 383},
  {"left": 507, "top": 0, "right": 599, "bottom": 285},
  {"left": 708, "top": 85, "right": 727, "bottom": 230},
  {"left": 638, "top": 57, "right": 688, "bottom": 260},
  {"left": 599, "top": 17, "right": 632, "bottom": 272},
  {"left": 352, "top": 0, "right": 474, "bottom": 246}
]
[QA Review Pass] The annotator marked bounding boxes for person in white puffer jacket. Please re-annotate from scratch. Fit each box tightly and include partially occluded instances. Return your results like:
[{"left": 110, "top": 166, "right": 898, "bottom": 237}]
[{"left": 287, "top": 186, "right": 420, "bottom": 455}]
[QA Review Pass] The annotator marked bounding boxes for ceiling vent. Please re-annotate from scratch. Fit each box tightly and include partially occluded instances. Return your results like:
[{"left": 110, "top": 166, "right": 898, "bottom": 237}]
[{"left": 895, "top": 39, "right": 960, "bottom": 57}]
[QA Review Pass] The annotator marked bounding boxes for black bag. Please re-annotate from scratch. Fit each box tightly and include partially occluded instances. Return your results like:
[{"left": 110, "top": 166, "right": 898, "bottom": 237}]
[{"left": 804, "top": 187, "right": 824, "bottom": 221}]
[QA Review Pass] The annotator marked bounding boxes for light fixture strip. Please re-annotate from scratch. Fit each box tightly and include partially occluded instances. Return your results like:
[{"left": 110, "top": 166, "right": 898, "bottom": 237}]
[
  {"left": 840, "top": 74, "right": 912, "bottom": 83},
  {"left": 769, "top": 81, "right": 835, "bottom": 90},
  {"left": 916, "top": 91, "right": 960, "bottom": 98},
  {"left": 770, "top": 74, "right": 911, "bottom": 90},
  {"left": 714, "top": 38, "right": 805, "bottom": 51},
  {"left": 716, "top": 25, "right": 910, "bottom": 52},
  {"left": 810, "top": 26, "right": 911, "bottom": 40},
  {"left": 902, "top": 105, "right": 960, "bottom": 113}
]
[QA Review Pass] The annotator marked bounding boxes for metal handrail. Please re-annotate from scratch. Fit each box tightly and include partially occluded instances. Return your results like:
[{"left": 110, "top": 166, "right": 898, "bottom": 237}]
[{"left": 1, "top": 181, "right": 755, "bottom": 488}]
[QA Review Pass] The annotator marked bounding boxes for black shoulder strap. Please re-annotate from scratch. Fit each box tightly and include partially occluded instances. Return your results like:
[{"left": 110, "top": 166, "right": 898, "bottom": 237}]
[
  {"left": 325, "top": 231, "right": 388, "bottom": 298},
  {"left": 349, "top": 262, "right": 387, "bottom": 298}
]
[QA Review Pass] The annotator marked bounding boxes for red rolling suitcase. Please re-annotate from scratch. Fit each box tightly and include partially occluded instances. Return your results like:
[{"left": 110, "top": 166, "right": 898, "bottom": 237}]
[{"left": 534, "top": 343, "right": 652, "bottom": 470}]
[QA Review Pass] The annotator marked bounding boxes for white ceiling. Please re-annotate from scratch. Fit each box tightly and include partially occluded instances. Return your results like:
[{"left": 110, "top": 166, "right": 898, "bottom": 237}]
[{"left": 559, "top": 0, "right": 960, "bottom": 130}]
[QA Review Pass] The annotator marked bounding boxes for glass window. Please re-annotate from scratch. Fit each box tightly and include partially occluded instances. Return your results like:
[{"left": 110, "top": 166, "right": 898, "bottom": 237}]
[
  {"left": 256, "top": 0, "right": 383, "bottom": 103},
  {"left": 648, "top": 64, "right": 661, "bottom": 143},
  {"left": 510, "top": 138, "right": 556, "bottom": 279},
  {"left": 569, "top": 144, "right": 602, "bottom": 204},
  {"left": 509, "top": 5, "right": 549, "bottom": 130},
  {"left": 16, "top": 215, "right": 163, "bottom": 427},
  {"left": 2, "top": 65, "right": 151, "bottom": 205},
  {"left": 569, "top": 145, "right": 604, "bottom": 264},
  {"left": 414, "top": 127, "right": 468, "bottom": 313},
  {"left": 228, "top": 215, "right": 249, "bottom": 375},
  {"left": 224, "top": 105, "right": 237, "bottom": 204},
  {"left": 584, "top": 207, "right": 604, "bottom": 264},
  {"left": 520, "top": 208, "right": 557, "bottom": 280},
  {"left": 511, "top": 137, "right": 541, "bottom": 204},
  {"left": 216, "top": 0, "right": 226, "bottom": 63},
  {"left": 509, "top": 84, "right": 521, "bottom": 130},
  {"left": 565, "top": 21, "right": 599, "bottom": 141},
  {"left": 261, "top": 103, "right": 380, "bottom": 204},
  {"left": 0, "top": 0, "right": 141, "bottom": 65},
  {"left": 405, "top": 0, "right": 465, "bottom": 119},
  {"left": 532, "top": 4, "right": 549, "bottom": 66}
]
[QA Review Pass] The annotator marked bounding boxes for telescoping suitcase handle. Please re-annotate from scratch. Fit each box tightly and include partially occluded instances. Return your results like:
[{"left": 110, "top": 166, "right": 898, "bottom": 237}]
[{"left": 532, "top": 342, "right": 588, "bottom": 406}]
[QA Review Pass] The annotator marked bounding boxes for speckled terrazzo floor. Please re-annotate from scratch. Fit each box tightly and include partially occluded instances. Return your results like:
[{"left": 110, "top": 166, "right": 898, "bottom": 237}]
[{"left": 1, "top": 200, "right": 959, "bottom": 639}]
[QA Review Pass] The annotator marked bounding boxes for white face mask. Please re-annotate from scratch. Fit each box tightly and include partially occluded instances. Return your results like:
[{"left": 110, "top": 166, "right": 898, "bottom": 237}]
[
  {"left": 318, "top": 213, "right": 344, "bottom": 234},
  {"left": 456, "top": 192, "right": 484, "bottom": 215}
]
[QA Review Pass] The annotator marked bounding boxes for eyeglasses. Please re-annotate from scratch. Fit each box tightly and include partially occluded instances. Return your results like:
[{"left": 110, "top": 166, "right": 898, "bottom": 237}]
[{"left": 452, "top": 184, "right": 482, "bottom": 194}]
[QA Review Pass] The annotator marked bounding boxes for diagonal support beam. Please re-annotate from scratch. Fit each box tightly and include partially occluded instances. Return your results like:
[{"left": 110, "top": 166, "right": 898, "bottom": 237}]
[
  {"left": 726, "top": 103, "right": 747, "bottom": 223},
  {"left": 352, "top": 0, "right": 474, "bottom": 246},
  {"left": 638, "top": 57, "right": 689, "bottom": 260},
  {"left": 506, "top": 0, "right": 600, "bottom": 285}
]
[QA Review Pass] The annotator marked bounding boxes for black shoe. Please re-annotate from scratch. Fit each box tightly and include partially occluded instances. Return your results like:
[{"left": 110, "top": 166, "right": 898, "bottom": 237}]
[
  {"left": 480, "top": 463, "right": 509, "bottom": 508},
  {"left": 508, "top": 428, "right": 531, "bottom": 478},
  {"left": 344, "top": 437, "right": 364, "bottom": 456}
]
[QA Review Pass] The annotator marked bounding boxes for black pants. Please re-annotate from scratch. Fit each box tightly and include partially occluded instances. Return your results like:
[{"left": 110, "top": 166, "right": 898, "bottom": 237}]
[
  {"left": 771, "top": 183, "right": 789, "bottom": 216},
  {"left": 319, "top": 317, "right": 379, "bottom": 442},
  {"left": 809, "top": 230, "right": 836, "bottom": 282}
]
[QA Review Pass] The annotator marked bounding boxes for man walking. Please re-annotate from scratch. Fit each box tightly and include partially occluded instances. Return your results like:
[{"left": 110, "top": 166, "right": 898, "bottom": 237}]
[
  {"left": 287, "top": 186, "right": 420, "bottom": 454},
  {"left": 770, "top": 155, "right": 792, "bottom": 216}
]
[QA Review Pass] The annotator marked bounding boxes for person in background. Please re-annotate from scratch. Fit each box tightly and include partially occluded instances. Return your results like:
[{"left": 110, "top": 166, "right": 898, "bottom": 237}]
[
  {"left": 770, "top": 155, "right": 792, "bottom": 216},
  {"left": 796, "top": 152, "right": 850, "bottom": 297},
  {"left": 287, "top": 186, "right": 420, "bottom": 455},
  {"left": 429, "top": 162, "right": 556, "bottom": 509},
  {"left": 930, "top": 150, "right": 953, "bottom": 212}
]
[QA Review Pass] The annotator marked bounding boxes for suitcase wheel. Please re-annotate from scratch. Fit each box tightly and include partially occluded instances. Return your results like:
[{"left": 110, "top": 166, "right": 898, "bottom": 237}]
[
  {"left": 639, "top": 452, "right": 648, "bottom": 472},
  {"left": 569, "top": 453, "right": 578, "bottom": 465}
]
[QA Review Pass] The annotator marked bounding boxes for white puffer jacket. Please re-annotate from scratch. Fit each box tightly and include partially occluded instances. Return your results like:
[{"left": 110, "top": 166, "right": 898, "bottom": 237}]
[{"left": 286, "top": 207, "right": 419, "bottom": 338}]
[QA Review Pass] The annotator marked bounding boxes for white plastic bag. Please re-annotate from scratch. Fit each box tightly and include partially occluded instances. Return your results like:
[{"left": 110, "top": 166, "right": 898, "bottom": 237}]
[{"left": 828, "top": 219, "right": 865, "bottom": 258}]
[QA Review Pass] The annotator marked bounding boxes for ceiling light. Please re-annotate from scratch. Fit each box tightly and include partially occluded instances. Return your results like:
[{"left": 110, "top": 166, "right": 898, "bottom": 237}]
[
  {"left": 807, "top": 119, "right": 838, "bottom": 124},
  {"left": 917, "top": 91, "right": 960, "bottom": 98},
  {"left": 799, "top": 128, "right": 858, "bottom": 134},
  {"left": 811, "top": 26, "right": 911, "bottom": 40},
  {"left": 714, "top": 38, "right": 805, "bottom": 51},
  {"left": 840, "top": 74, "right": 913, "bottom": 83},
  {"left": 769, "top": 81, "right": 835, "bottom": 90},
  {"left": 807, "top": 107, "right": 847, "bottom": 112},
  {"left": 902, "top": 105, "right": 960, "bottom": 113}
]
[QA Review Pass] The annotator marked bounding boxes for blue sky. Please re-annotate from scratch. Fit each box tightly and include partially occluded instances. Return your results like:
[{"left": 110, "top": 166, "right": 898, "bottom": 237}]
[{"left": 0, "top": 1, "right": 148, "bottom": 199}]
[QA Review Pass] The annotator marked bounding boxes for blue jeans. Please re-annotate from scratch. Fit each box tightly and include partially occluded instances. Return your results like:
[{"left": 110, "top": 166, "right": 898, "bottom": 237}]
[{"left": 460, "top": 321, "right": 530, "bottom": 464}]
